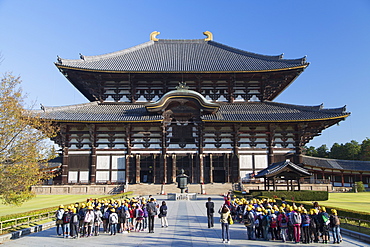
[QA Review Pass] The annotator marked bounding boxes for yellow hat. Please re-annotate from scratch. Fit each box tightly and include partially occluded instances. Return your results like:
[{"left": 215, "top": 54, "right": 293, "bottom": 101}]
[
  {"left": 111, "top": 208, "right": 115, "bottom": 212},
  {"left": 59, "top": 205, "right": 64, "bottom": 209}
]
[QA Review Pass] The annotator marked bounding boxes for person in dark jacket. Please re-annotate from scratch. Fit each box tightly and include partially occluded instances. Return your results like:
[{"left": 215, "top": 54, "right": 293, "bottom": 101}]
[
  {"left": 309, "top": 209, "right": 320, "bottom": 243},
  {"left": 159, "top": 201, "right": 168, "bottom": 227},
  {"left": 318, "top": 207, "right": 330, "bottom": 244},
  {"left": 205, "top": 197, "right": 215, "bottom": 228},
  {"left": 147, "top": 198, "right": 157, "bottom": 233}
]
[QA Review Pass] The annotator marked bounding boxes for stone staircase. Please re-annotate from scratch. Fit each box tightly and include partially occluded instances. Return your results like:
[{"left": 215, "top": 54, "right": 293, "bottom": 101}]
[{"left": 126, "top": 183, "right": 234, "bottom": 196}]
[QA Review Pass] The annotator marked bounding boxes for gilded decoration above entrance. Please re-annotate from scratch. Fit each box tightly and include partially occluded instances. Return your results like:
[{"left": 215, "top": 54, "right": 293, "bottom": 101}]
[{"left": 145, "top": 82, "right": 220, "bottom": 115}]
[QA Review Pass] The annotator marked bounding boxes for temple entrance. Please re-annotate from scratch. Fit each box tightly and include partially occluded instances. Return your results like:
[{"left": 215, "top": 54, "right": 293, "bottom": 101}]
[
  {"left": 213, "top": 170, "right": 226, "bottom": 183},
  {"left": 212, "top": 155, "right": 227, "bottom": 183},
  {"left": 140, "top": 155, "right": 154, "bottom": 183},
  {"left": 176, "top": 155, "right": 192, "bottom": 183}
]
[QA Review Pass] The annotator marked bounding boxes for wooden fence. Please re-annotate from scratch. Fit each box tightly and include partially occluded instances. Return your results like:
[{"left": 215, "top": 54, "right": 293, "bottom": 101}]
[{"left": 0, "top": 211, "right": 55, "bottom": 235}]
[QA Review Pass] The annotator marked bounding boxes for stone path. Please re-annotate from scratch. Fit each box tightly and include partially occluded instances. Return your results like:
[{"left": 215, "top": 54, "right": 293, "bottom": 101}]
[{"left": 2, "top": 195, "right": 369, "bottom": 247}]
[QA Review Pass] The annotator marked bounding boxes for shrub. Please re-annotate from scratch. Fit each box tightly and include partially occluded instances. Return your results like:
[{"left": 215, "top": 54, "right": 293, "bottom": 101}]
[
  {"left": 355, "top": 181, "right": 366, "bottom": 192},
  {"left": 248, "top": 190, "right": 328, "bottom": 201}
]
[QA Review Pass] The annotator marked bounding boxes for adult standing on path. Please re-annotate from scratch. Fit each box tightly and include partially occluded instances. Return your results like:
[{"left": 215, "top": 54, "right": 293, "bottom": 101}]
[
  {"left": 218, "top": 204, "right": 231, "bottom": 244},
  {"left": 147, "top": 198, "right": 157, "bottom": 233},
  {"left": 205, "top": 197, "right": 215, "bottom": 228}
]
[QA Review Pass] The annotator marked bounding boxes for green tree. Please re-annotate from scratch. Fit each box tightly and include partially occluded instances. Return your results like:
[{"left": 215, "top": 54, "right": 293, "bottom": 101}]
[
  {"left": 303, "top": 146, "right": 317, "bottom": 156},
  {"left": 329, "top": 143, "right": 344, "bottom": 159},
  {"left": 343, "top": 140, "right": 361, "bottom": 160},
  {"left": 316, "top": 144, "right": 329, "bottom": 158},
  {"left": 0, "top": 73, "right": 57, "bottom": 205},
  {"left": 360, "top": 138, "right": 370, "bottom": 161}
]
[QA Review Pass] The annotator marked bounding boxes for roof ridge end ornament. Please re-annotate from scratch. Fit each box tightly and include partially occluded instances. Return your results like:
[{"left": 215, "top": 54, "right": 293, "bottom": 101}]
[
  {"left": 203, "top": 31, "right": 213, "bottom": 41},
  {"left": 176, "top": 82, "right": 189, "bottom": 90},
  {"left": 150, "top": 31, "right": 160, "bottom": 41}
]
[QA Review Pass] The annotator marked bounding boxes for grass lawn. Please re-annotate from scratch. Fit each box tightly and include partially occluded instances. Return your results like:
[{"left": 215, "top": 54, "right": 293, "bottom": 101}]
[
  {"left": 0, "top": 194, "right": 107, "bottom": 217},
  {"left": 301, "top": 192, "right": 370, "bottom": 213}
]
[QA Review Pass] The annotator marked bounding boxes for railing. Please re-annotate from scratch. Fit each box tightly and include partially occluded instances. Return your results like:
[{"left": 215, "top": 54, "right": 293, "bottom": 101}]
[
  {"left": 340, "top": 216, "right": 370, "bottom": 235},
  {"left": 0, "top": 211, "right": 55, "bottom": 235}
]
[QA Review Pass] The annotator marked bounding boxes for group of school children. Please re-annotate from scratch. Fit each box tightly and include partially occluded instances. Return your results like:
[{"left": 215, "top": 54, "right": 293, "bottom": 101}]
[
  {"left": 228, "top": 197, "right": 342, "bottom": 244},
  {"left": 54, "top": 196, "right": 159, "bottom": 238}
]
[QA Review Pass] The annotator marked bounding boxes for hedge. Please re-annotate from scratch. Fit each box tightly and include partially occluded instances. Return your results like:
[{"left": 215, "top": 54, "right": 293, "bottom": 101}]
[
  {"left": 296, "top": 200, "right": 370, "bottom": 222},
  {"left": 248, "top": 190, "right": 328, "bottom": 201}
]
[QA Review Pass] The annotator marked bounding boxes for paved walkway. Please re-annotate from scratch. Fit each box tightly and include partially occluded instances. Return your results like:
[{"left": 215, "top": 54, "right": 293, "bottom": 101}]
[{"left": 2, "top": 195, "right": 369, "bottom": 247}]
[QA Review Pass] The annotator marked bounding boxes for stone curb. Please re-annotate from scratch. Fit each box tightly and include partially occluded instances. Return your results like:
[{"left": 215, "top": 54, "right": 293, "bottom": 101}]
[
  {"left": 341, "top": 228, "right": 370, "bottom": 244},
  {"left": 0, "top": 221, "right": 55, "bottom": 244}
]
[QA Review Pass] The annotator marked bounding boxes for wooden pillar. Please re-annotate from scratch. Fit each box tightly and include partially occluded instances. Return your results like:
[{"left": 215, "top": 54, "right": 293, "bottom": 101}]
[
  {"left": 225, "top": 154, "right": 230, "bottom": 183},
  {"left": 172, "top": 154, "right": 177, "bottom": 183},
  {"left": 273, "top": 176, "right": 276, "bottom": 191},
  {"left": 125, "top": 155, "right": 130, "bottom": 184},
  {"left": 125, "top": 124, "right": 132, "bottom": 184},
  {"left": 341, "top": 172, "right": 344, "bottom": 187},
  {"left": 267, "top": 124, "right": 276, "bottom": 165},
  {"left": 135, "top": 154, "right": 140, "bottom": 183},
  {"left": 153, "top": 154, "right": 157, "bottom": 183},
  {"left": 198, "top": 123, "right": 204, "bottom": 184},
  {"left": 90, "top": 147, "right": 97, "bottom": 184},
  {"left": 286, "top": 179, "right": 289, "bottom": 191},
  {"left": 189, "top": 153, "right": 194, "bottom": 184},
  {"left": 297, "top": 177, "right": 301, "bottom": 191},
  {"left": 290, "top": 180, "right": 294, "bottom": 191},
  {"left": 209, "top": 154, "right": 213, "bottom": 183},
  {"left": 199, "top": 154, "right": 204, "bottom": 184},
  {"left": 62, "top": 147, "right": 69, "bottom": 184},
  {"left": 294, "top": 124, "right": 304, "bottom": 164},
  {"left": 161, "top": 154, "right": 167, "bottom": 184}
]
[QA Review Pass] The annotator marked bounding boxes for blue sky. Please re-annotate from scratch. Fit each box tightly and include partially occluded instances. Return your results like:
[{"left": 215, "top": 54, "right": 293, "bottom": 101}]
[{"left": 1, "top": 0, "right": 369, "bottom": 148}]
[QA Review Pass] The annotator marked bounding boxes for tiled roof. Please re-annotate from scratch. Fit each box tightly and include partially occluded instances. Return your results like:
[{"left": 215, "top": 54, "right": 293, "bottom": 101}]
[
  {"left": 36, "top": 101, "right": 349, "bottom": 123},
  {"left": 255, "top": 160, "right": 312, "bottom": 178},
  {"left": 302, "top": 156, "right": 370, "bottom": 172},
  {"left": 56, "top": 39, "right": 308, "bottom": 73},
  {"left": 202, "top": 102, "right": 349, "bottom": 122}
]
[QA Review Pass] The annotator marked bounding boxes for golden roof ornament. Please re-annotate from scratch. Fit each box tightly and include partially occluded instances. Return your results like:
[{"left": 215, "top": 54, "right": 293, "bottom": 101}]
[
  {"left": 150, "top": 31, "right": 160, "bottom": 41},
  {"left": 203, "top": 31, "right": 213, "bottom": 41},
  {"left": 176, "top": 82, "right": 189, "bottom": 90}
]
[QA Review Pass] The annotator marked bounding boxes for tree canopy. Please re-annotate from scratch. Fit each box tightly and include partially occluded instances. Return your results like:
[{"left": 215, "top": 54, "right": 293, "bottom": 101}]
[
  {"left": 304, "top": 139, "right": 370, "bottom": 161},
  {"left": 0, "top": 73, "right": 57, "bottom": 205}
]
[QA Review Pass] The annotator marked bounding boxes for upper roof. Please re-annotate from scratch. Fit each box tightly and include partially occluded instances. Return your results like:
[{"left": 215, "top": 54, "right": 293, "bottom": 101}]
[
  {"left": 302, "top": 156, "right": 370, "bottom": 172},
  {"left": 35, "top": 101, "right": 349, "bottom": 123},
  {"left": 55, "top": 38, "right": 308, "bottom": 73}
]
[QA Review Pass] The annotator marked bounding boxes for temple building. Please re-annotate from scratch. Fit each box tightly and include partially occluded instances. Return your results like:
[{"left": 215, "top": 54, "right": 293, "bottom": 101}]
[{"left": 39, "top": 31, "right": 350, "bottom": 185}]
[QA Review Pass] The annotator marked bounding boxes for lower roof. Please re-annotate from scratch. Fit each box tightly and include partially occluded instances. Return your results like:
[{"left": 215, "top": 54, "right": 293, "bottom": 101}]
[
  {"left": 302, "top": 156, "right": 370, "bottom": 172},
  {"left": 35, "top": 101, "right": 349, "bottom": 123}
]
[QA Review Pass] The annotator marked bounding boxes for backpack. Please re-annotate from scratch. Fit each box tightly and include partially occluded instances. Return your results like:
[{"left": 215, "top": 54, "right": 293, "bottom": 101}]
[
  {"left": 72, "top": 214, "right": 79, "bottom": 224},
  {"left": 104, "top": 210, "right": 110, "bottom": 219},
  {"left": 63, "top": 212, "right": 71, "bottom": 224},
  {"left": 322, "top": 213, "right": 330, "bottom": 225},
  {"left": 119, "top": 209, "right": 126, "bottom": 218},
  {"left": 261, "top": 215, "right": 269, "bottom": 227},
  {"left": 291, "top": 212, "right": 300, "bottom": 225},
  {"left": 310, "top": 216, "right": 317, "bottom": 228},
  {"left": 244, "top": 213, "right": 252, "bottom": 227},
  {"left": 302, "top": 214, "right": 311, "bottom": 225},
  {"left": 138, "top": 209, "right": 144, "bottom": 217},
  {"left": 280, "top": 215, "right": 288, "bottom": 228}
]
